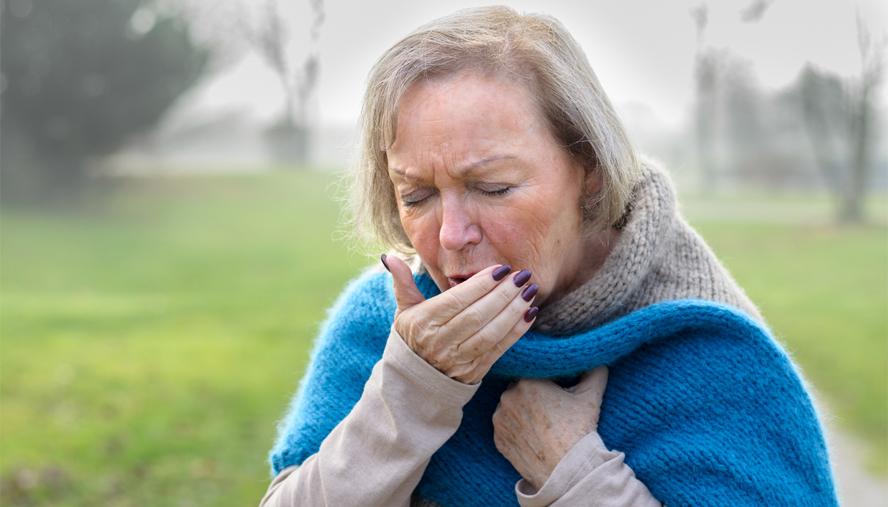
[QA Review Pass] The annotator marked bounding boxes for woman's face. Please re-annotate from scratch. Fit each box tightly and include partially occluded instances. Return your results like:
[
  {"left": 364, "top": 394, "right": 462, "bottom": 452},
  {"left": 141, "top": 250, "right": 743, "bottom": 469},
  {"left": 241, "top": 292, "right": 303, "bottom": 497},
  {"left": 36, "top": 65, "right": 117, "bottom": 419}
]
[{"left": 387, "top": 71, "right": 596, "bottom": 307}]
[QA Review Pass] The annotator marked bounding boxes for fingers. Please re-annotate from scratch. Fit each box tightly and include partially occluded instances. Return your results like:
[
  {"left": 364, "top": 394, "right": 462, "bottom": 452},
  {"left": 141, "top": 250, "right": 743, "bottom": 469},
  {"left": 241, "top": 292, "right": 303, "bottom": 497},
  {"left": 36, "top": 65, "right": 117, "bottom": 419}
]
[
  {"left": 449, "top": 270, "right": 535, "bottom": 338},
  {"left": 426, "top": 265, "right": 520, "bottom": 325},
  {"left": 458, "top": 284, "right": 537, "bottom": 361},
  {"left": 569, "top": 366, "right": 609, "bottom": 402},
  {"left": 450, "top": 305, "right": 537, "bottom": 383},
  {"left": 493, "top": 376, "right": 601, "bottom": 489},
  {"left": 383, "top": 254, "right": 426, "bottom": 315},
  {"left": 387, "top": 257, "right": 537, "bottom": 385}
]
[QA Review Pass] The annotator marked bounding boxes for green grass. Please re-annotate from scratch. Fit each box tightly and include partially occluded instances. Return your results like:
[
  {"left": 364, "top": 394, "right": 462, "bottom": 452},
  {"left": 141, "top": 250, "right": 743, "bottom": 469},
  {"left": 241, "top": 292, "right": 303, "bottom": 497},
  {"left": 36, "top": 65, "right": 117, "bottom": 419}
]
[
  {"left": 678, "top": 191, "right": 888, "bottom": 225},
  {"left": 2, "top": 173, "right": 886, "bottom": 505},
  {"left": 1, "top": 172, "right": 370, "bottom": 506}
]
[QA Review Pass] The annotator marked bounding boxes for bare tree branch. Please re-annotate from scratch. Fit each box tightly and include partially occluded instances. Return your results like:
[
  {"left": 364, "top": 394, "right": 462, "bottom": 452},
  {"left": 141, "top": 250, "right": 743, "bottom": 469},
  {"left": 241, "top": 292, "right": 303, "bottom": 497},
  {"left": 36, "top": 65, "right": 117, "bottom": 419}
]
[
  {"left": 689, "top": 3, "right": 708, "bottom": 50},
  {"left": 740, "top": 0, "right": 775, "bottom": 23}
]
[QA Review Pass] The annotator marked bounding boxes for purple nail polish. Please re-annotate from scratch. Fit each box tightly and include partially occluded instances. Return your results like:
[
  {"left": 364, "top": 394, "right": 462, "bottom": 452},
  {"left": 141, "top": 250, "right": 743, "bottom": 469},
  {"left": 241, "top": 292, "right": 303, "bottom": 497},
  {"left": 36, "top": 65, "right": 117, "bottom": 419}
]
[
  {"left": 513, "top": 269, "right": 531, "bottom": 287},
  {"left": 492, "top": 265, "right": 511, "bottom": 281},
  {"left": 521, "top": 283, "right": 538, "bottom": 302},
  {"left": 380, "top": 253, "right": 390, "bottom": 273},
  {"left": 524, "top": 306, "right": 539, "bottom": 322}
]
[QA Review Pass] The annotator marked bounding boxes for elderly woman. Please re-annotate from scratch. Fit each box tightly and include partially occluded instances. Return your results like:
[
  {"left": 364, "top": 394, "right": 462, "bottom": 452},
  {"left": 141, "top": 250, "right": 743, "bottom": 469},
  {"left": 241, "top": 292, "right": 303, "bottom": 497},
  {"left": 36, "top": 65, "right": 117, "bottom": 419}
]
[{"left": 262, "top": 6, "right": 837, "bottom": 507}]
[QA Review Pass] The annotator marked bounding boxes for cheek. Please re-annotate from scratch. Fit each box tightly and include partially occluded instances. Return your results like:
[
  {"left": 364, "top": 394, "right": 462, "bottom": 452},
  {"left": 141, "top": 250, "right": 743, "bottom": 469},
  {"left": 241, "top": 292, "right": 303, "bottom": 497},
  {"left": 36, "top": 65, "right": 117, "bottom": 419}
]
[
  {"left": 486, "top": 208, "right": 544, "bottom": 245},
  {"left": 480, "top": 205, "right": 552, "bottom": 268},
  {"left": 487, "top": 190, "right": 570, "bottom": 248},
  {"left": 400, "top": 210, "right": 440, "bottom": 257},
  {"left": 481, "top": 188, "right": 583, "bottom": 273}
]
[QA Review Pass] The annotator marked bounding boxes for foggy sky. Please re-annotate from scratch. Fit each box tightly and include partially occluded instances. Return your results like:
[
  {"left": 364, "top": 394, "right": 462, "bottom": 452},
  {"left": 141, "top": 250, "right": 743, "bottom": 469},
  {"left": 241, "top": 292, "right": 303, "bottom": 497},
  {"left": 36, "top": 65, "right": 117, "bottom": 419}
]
[{"left": 181, "top": 0, "right": 888, "bottom": 130}]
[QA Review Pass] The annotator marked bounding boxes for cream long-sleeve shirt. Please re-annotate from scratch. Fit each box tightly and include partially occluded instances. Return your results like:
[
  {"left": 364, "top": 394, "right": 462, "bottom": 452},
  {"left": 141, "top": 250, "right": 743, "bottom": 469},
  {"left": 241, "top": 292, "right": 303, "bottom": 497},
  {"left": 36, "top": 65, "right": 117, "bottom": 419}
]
[{"left": 260, "top": 328, "right": 662, "bottom": 507}]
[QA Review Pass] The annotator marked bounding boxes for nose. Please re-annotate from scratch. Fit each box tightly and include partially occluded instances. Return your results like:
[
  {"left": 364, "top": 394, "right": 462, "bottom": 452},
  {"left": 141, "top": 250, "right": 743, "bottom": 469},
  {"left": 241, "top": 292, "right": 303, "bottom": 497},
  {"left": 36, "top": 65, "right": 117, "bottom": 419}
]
[{"left": 438, "top": 193, "right": 482, "bottom": 251}]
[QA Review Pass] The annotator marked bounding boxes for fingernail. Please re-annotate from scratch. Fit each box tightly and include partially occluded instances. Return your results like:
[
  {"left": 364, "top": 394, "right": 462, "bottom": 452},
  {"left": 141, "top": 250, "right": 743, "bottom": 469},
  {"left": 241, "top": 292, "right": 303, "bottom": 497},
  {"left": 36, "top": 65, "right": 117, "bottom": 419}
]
[
  {"left": 513, "top": 269, "right": 531, "bottom": 287},
  {"left": 380, "top": 253, "right": 390, "bottom": 273},
  {"left": 492, "top": 265, "right": 511, "bottom": 281},
  {"left": 521, "top": 283, "right": 538, "bottom": 302},
  {"left": 524, "top": 306, "right": 539, "bottom": 322}
]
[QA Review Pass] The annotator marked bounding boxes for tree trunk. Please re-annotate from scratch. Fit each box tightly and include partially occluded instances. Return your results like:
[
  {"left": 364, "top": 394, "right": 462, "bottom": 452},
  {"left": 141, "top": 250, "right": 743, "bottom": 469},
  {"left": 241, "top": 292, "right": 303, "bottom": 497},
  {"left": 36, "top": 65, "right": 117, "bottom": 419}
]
[
  {"left": 841, "top": 80, "right": 871, "bottom": 223},
  {"left": 695, "top": 53, "right": 719, "bottom": 192}
]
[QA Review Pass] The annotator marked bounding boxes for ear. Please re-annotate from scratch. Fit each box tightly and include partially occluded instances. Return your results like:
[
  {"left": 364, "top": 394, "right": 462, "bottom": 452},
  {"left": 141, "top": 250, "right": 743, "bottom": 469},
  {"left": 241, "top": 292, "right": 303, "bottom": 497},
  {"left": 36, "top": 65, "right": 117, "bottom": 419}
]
[
  {"left": 577, "top": 159, "right": 603, "bottom": 222},
  {"left": 583, "top": 162, "right": 602, "bottom": 196}
]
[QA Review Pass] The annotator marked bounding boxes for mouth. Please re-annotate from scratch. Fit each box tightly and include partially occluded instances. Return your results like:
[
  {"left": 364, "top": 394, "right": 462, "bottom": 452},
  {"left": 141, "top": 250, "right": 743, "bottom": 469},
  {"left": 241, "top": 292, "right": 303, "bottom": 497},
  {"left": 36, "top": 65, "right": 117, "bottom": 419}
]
[{"left": 447, "top": 273, "right": 476, "bottom": 288}]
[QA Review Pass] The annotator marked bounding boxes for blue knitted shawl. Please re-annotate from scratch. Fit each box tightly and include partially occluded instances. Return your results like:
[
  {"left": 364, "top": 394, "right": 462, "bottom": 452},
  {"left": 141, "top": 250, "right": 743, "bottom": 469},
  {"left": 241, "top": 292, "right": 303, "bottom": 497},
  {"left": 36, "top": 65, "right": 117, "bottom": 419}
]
[{"left": 270, "top": 271, "right": 838, "bottom": 506}]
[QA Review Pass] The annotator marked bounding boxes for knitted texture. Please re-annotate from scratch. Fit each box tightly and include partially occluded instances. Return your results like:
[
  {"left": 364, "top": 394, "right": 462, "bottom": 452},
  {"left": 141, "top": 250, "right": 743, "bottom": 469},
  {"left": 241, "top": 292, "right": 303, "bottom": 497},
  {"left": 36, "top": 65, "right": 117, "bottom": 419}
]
[
  {"left": 269, "top": 272, "right": 838, "bottom": 506},
  {"left": 269, "top": 160, "right": 835, "bottom": 505},
  {"left": 533, "top": 158, "right": 764, "bottom": 335}
]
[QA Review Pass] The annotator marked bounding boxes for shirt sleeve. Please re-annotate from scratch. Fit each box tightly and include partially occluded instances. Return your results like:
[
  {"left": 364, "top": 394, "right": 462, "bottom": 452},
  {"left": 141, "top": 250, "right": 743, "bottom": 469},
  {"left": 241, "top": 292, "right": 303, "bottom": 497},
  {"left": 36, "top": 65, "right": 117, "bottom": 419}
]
[
  {"left": 259, "top": 327, "right": 479, "bottom": 507},
  {"left": 515, "top": 431, "right": 663, "bottom": 507}
]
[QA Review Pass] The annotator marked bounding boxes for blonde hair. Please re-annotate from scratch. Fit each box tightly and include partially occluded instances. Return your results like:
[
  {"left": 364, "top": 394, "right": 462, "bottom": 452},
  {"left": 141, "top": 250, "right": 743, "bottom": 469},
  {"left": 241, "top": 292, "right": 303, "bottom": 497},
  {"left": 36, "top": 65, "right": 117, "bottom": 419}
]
[{"left": 348, "top": 5, "right": 639, "bottom": 253}]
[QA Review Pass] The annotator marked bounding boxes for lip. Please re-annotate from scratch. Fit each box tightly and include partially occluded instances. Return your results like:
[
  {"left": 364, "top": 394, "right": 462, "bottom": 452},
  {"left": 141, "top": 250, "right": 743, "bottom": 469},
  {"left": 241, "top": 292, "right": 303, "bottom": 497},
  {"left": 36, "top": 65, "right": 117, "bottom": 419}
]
[{"left": 447, "top": 273, "right": 477, "bottom": 288}]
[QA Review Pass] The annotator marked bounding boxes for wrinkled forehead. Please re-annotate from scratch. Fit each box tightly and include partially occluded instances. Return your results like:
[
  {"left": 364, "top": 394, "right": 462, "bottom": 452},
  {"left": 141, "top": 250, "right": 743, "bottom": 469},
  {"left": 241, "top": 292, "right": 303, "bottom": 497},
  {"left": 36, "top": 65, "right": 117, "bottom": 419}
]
[{"left": 387, "top": 65, "right": 549, "bottom": 148}]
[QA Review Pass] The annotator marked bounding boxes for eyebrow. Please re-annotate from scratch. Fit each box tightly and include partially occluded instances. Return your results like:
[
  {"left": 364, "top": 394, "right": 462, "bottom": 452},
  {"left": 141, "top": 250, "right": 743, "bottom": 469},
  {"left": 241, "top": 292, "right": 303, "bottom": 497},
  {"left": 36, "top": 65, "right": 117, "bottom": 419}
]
[{"left": 389, "top": 155, "right": 517, "bottom": 178}]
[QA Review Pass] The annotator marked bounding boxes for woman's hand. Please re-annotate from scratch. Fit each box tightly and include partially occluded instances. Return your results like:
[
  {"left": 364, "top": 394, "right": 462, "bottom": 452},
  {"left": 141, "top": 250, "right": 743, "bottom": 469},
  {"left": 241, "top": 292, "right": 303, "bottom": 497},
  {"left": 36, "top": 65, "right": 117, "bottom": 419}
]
[
  {"left": 492, "top": 367, "right": 609, "bottom": 490},
  {"left": 385, "top": 255, "right": 537, "bottom": 385}
]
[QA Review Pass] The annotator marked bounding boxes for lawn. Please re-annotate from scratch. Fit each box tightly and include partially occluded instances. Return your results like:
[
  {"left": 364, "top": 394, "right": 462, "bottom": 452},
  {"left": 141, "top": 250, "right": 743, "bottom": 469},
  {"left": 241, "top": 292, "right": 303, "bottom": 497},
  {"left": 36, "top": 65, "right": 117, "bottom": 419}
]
[
  {"left": 1, "top": 171, "right": 885, "bottom": 505},
  {"left": 1, "top": 172, "right": 364, "bottom": 506}
]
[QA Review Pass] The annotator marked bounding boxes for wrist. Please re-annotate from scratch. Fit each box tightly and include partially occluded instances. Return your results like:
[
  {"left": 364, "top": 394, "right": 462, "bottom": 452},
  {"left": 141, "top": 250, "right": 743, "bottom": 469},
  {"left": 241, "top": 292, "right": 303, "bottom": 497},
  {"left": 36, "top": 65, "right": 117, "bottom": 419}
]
[{"left": 516, "top": 431, "right": 611, "bottom": 502}]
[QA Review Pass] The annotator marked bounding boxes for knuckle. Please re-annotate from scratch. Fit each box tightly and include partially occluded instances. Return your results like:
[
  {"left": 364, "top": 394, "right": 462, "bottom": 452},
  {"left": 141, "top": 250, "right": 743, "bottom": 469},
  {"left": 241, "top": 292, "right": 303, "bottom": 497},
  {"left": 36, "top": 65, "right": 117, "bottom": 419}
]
[
  {"left": 458, "top": 340, "right": 483, "bottom": 359},
  {"left": 516, "top": 378, "right": 536, "bottom": 393},
  {"left": 460, "top": 307, "right": 486, "bottom": 330},
  {"left": 403, "top": 318, "right": 427, "bottom": 343},
  {"left": 471, "top": 328, "right": 499, "bottom": 353},
  {"left": 442, "top": 290, "right": 472, "bottom": 313},
  {"left": 447, "top": 349, "right": 466, "bottom": 369},
  {"left": 513, "top": 384, "right": 538, "bottom": 401},
  {"left": 470, "top": 352, "right": 493, "bottom": 375},
  {"left": 495, "top": 284, "right": 517, "bottom": 306}
]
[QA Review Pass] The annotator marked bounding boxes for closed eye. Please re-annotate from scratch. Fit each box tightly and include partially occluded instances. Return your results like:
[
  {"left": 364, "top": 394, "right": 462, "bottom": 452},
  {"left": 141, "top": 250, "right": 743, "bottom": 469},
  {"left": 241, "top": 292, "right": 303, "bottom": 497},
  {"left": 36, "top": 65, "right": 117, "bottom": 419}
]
[
  {"left": 401, "top": 188, "right": 437, "bottom": 208},
  {"left": 402, "top": 198, "right": 426, "bottom": 208},
  {"left": 479, "top": 186, "right": 512, "bottom": 197},
  {"left": 401, "top": 185, "right": 511, "bottom": 206}
]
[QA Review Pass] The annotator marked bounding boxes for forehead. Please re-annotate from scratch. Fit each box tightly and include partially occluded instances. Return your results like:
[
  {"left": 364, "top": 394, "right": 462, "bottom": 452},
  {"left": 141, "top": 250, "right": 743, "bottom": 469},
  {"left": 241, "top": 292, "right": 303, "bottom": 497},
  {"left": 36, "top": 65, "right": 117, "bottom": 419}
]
[
  {"left": 398, "top": 70, "right": 542, "bottom": 124},
  {"left": 388, "top": 72, "right": 556, "bottom": 171}
]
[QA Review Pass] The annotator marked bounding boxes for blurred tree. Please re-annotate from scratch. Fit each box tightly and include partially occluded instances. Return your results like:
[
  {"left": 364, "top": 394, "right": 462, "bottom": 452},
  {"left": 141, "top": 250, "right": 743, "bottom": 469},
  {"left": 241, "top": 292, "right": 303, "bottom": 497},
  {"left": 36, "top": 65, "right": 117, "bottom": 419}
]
[
  {"left": 690, "top": 0, "right": 781, "bottom": 191},
  {"left": 845, "top": 16, "right": 884, "bottom": 223},
  {"left": 690, "top": 3, "right": 719, "bottom": 191},
  {"left": 738, "top": 0, "right": 774, "bottom": 23},
  {"left": 0, "top": 0, "right": 210, "bottom": 203},
  {"left": 242, "top": 0, "right": 324, "bottom": 164},
  {"left": 686, "top": 2, "right": 886, "bottom": 210},
  {"left": 797, "top": 66, "right": 847, "bottom": 196},
  {"left": 796, "top": 15, "right": 884, "bottom": 223}
]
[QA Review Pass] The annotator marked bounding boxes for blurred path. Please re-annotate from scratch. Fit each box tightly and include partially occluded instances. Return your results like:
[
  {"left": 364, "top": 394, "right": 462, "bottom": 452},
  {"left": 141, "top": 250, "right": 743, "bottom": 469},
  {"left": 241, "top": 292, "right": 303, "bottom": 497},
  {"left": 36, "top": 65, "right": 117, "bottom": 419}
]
[{"left": 829, "top": 423, "right": 888, "bottom": 506}]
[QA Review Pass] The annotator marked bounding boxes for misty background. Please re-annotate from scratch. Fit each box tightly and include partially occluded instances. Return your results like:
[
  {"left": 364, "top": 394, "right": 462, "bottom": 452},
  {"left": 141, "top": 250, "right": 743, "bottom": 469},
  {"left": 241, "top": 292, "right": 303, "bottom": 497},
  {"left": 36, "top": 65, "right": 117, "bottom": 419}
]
[
  {"left": 2, "top": 0, "right": 887, "bottom": 505},
  {"left": 3, "top": 0, "right": 887, "bottom": 215}
]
